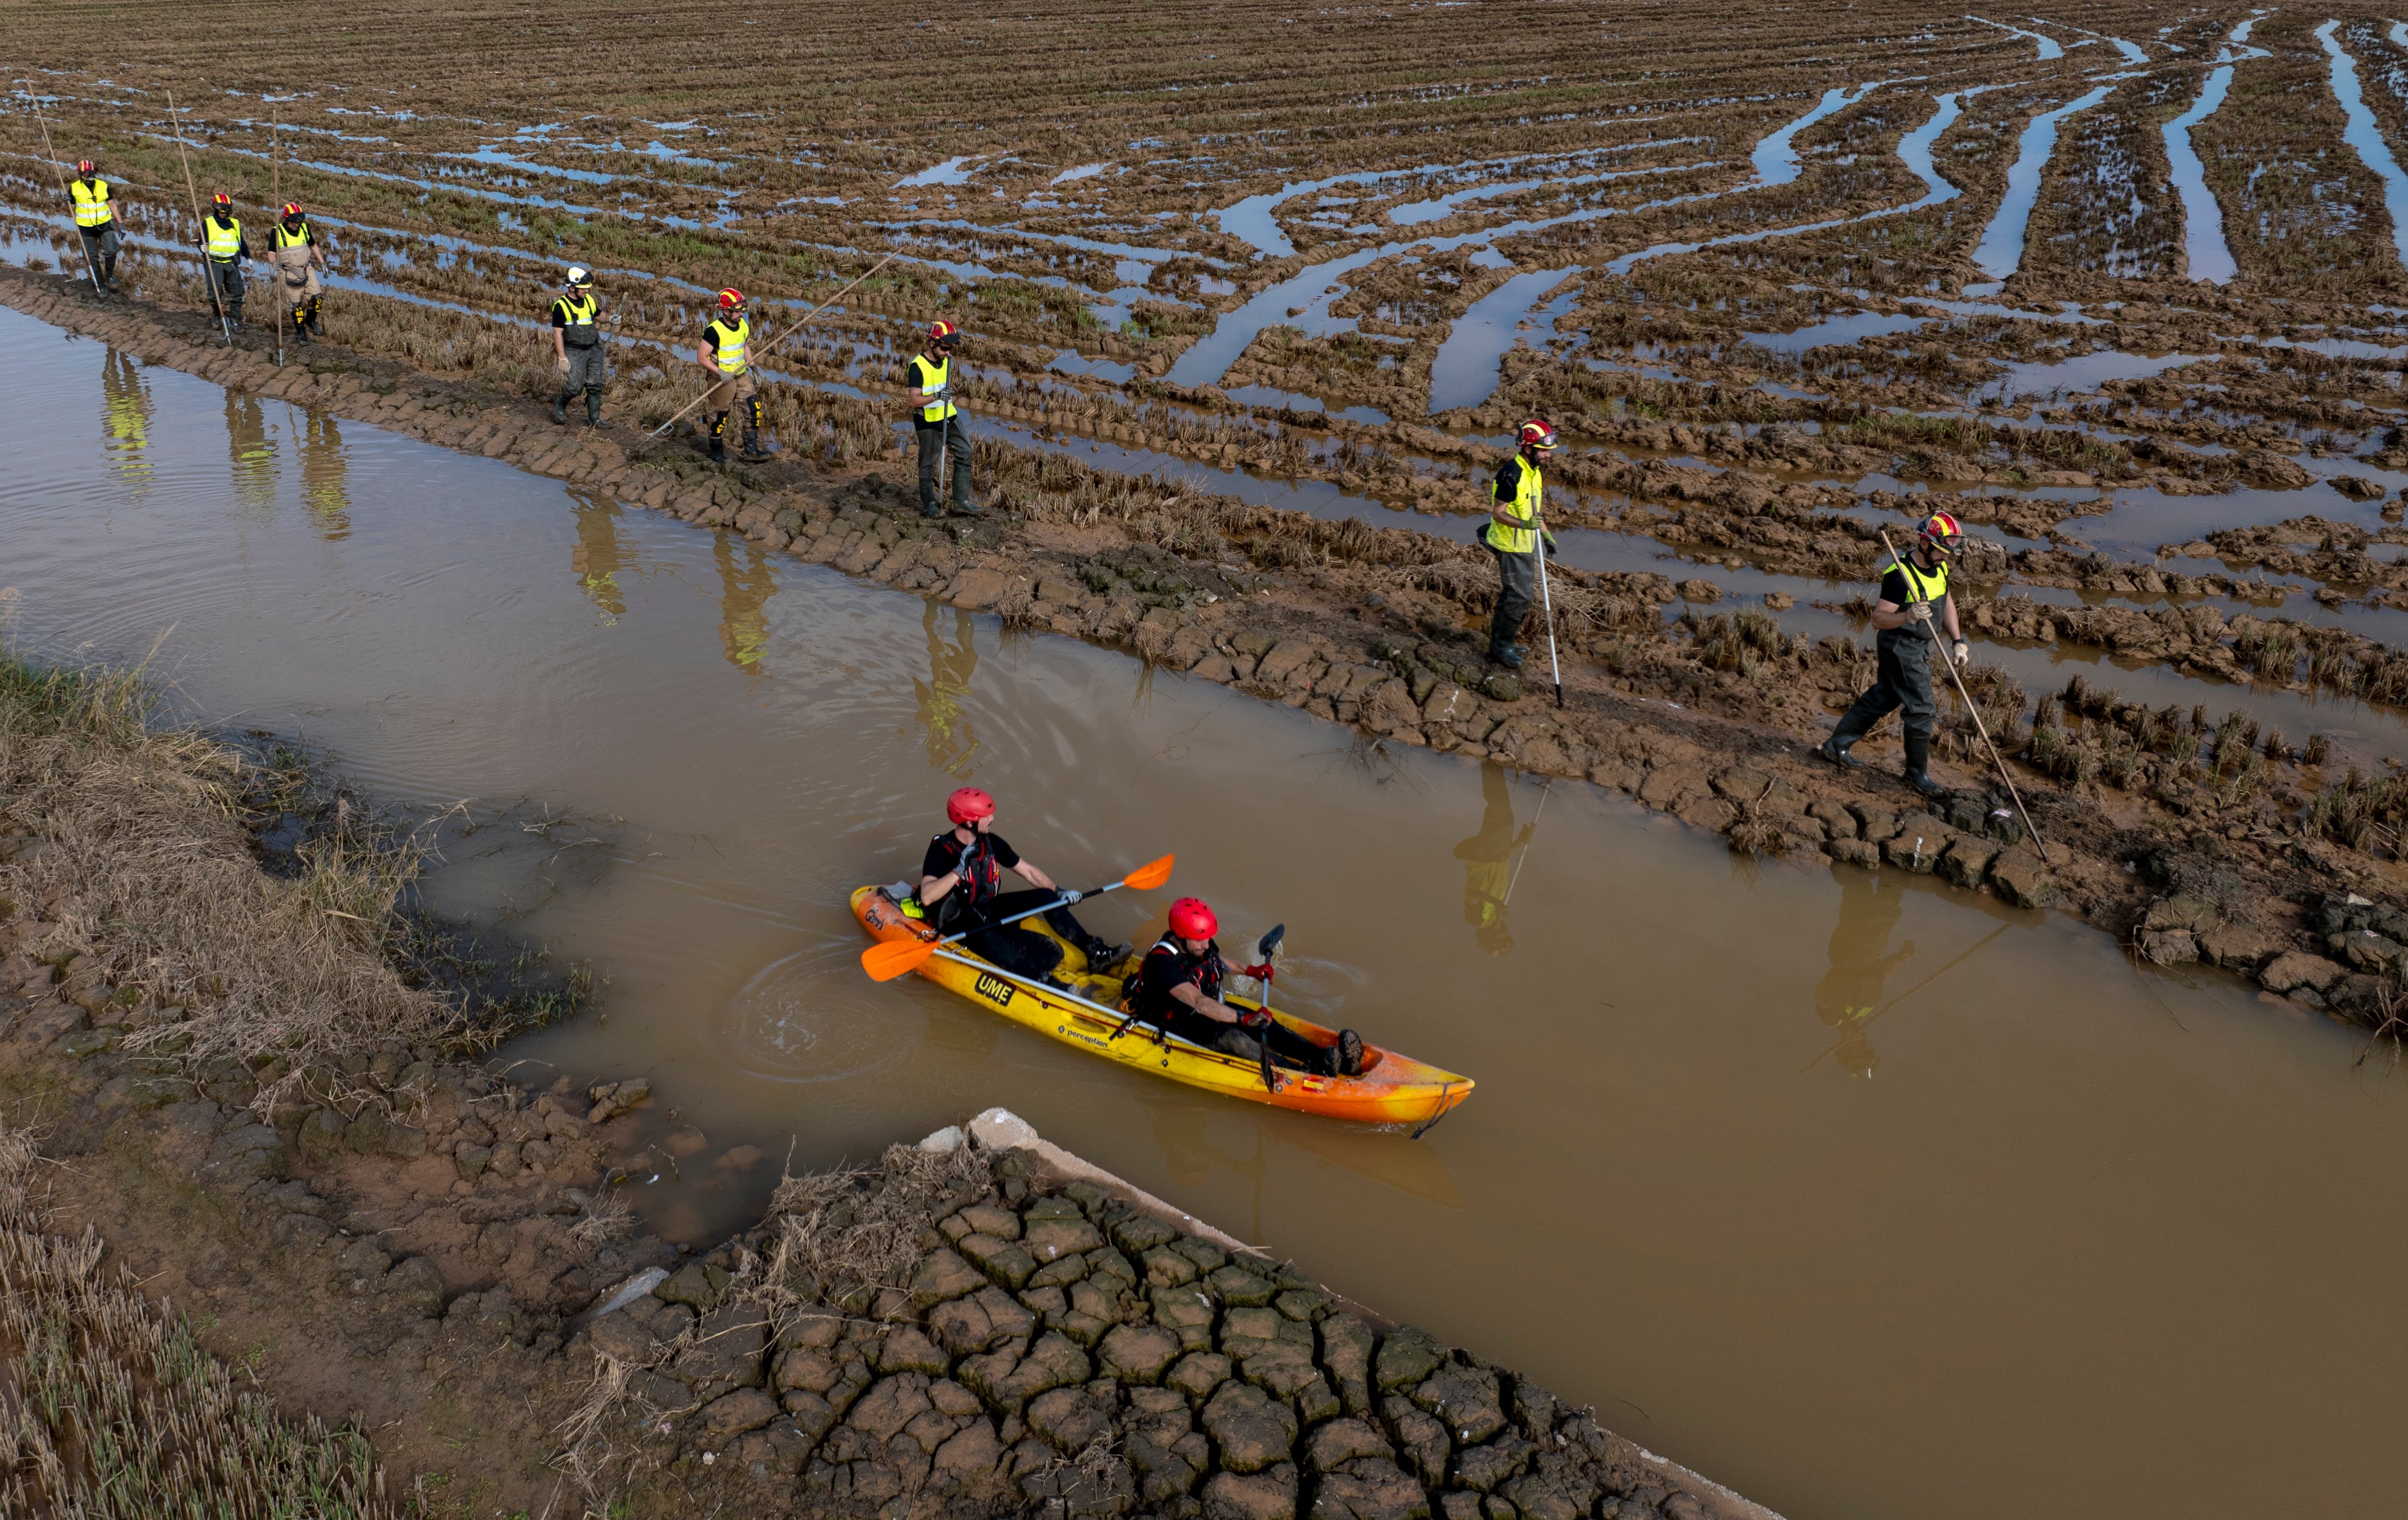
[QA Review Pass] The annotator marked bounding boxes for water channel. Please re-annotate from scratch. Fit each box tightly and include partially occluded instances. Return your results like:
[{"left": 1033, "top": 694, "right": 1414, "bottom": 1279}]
[{"left": 7, "top": 307, "right": 2408, "bottom": 1520}]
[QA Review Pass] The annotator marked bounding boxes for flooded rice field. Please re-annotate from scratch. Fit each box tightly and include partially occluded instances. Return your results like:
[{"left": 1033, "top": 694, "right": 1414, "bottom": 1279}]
[{"left": 11, "top": 287, "right": 2408, "bottom": 1518}]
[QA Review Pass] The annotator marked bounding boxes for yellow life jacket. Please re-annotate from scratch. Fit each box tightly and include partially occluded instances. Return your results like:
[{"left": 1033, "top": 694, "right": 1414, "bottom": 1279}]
[
  {"left": 908, "top": 353, "right": 957, "bottom": 422},
  {"left": 1887, "top": 553, "right": 1950, "bottom": 607},
  {"left": 273, "top": 220, "right": 314, "bottom": 249},
  {"left": 1482, "top": 455, "right": 1542, "bottom": 555},
  {"left": 554, "top": 290, "right": 599, "bottom": 346},
  {"left": 705, "top": 315, "right": 749, "bottom": 375},
  {"left": 204, "top": 213, "right": 243, "bottom": 260},
  {"left": 71, "top": 177, "right": 112, "bottom": 228}
]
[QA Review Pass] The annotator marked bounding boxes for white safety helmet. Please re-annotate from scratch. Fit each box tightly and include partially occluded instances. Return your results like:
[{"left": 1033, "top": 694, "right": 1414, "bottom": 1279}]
[{"left": 565, "top": 265, "right": 593, "bottom": 288}]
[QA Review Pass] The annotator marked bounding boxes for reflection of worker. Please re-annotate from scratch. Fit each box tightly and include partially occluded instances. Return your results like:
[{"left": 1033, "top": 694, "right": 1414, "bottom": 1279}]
[
  {"left": 99, "top": 349, "right": 153, "bottom": 497},
  {"left": 713, "top": 533, "right": 774, "bottom": 671},
  {"left": 1453, "top": 764, "right": 1531, "bottom": 957},
  {"left": 298, "top": 412, "right": 350, "bottom": 538},
  {"left": 571, "top": 496, "right": 626, "bottom": 620},
  {"left": 914, "top": 602, "right": 981, "bottom": 776},
  {"left": 1811, "top": 866, "right": 1915, "bottom": 1079},
  {"left": 224, "top": 392, "right": 276, "bottom": 509}
]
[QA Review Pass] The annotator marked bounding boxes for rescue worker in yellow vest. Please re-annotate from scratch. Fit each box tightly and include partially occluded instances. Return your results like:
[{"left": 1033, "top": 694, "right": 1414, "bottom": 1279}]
[
  {"left": 69, "top": 159, "right": 121, "bottom": 292},
  {"left": 1818, "top": 511, "right": 1970, "bottom": 799},
  {"left": 1481, "top": 419, "right": 1560, "bottom": 668},
  {"left": 905, "top": 319, "right": 977, "bottom": 519},
  {"left": 550, "top": 266, "right": 606, "bottom": 427},
  {"left": 697, "top": 288, "right": 764, "bottom": 462},
  {"left": 201, "top": 191, "right": 251, "bottom": 327},
  {"left": 267, "top": 202, "right": 326, "bottom": 342}
]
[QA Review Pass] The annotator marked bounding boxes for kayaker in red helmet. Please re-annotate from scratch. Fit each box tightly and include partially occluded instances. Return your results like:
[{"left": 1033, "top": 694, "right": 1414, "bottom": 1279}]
[
  {"left": 918, "top": 786, "right": 1130, "bottom": 985},
  {"left": 1128, "top": 897, "right": 1365, "bottom": 1076}
]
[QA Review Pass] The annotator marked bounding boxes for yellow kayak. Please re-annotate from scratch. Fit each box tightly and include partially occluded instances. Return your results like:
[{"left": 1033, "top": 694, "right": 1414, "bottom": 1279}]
[{"left": 851, "top": 885, "right": 1474, "bottom": 1127}]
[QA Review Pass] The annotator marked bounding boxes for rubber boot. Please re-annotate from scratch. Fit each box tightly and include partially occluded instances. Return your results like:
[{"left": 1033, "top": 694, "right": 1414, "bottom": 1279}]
[
  {"left": 306, "top": 296, "right": 323, "bottom": 335},
  {"left": 293, "top": 307, "right": 312, "bottom": 345},
  {"left": 1490, "top": 643, "right": 1525, "bottom": 669},
  {"left": 586, "top": 391, "right": 602, "bottom": 428},
  {"left": 708, "top": 412, "right": 728, "bottom": 462},
  {"left": 1902, "top": 730, "right": 1949, "bottom": 798},
  {"left": 552, "top": 388, "right": 573, "bottom": 426},
  {"left": 1816, "top": 736, "right": 1861, "bottom": 769}
]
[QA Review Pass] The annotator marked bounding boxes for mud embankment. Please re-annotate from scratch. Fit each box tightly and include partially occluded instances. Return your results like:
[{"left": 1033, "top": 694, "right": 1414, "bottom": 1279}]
[{"left": 5, "top": 267, "right": 2405, "bottom": 1032}]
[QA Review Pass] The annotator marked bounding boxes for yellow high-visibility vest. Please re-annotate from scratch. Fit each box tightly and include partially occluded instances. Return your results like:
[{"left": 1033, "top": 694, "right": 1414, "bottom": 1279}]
[
  {"left": 908, "top": 353, "right": 957, "bottom": 422},
  {"left": 273, "top": 221, "right": 314, "bottom": 249},
  {"left": 554, "top": 291, "right": 598, "bottom": 345},
  {"left": 71, "top": 177, "right": 112, "bottom": 228},
  {"left": 1482, "top": 456, "right": 1542, "bottom": 555},
  {"left": 1887, "top": 554, "right": 1950, "bottom": 605},
  {"left": 204, "top": 214, "right": 243, "bottom": 260},
  {"left": 705, "top": 316, "right": 749, "bottom": 375}
]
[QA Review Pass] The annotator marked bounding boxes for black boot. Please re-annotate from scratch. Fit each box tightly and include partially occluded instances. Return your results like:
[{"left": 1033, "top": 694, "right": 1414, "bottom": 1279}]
[
  {"left": 708, "top": 413, "right": 728, "bottom": 462},
  {"left": 305, "top": 297, "right": 323, "bottom": 335},
  {"left": 1335, "top": 1029, "right": 1365, "bottom": 1077},
  {"left": 1902, "top": 730, "right": 1949, "bottom": 798},
  {"left": 586, "top": 392, "right": 603, "bottom": 427},
  {"left": 553, "top": 389, "right": 573, "bottom": 426},
  {"left": 1816, "top": 737, "right": 1861, "bottom": 769}
]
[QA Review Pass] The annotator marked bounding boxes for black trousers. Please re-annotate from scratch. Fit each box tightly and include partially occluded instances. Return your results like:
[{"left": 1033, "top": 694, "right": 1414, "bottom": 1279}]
[
  {"left": 1830, "top": 629, "right": 1938, "bottom": 771},
  {"left": 1165, "top": 1007, "right": 1332, "bottom": 1073},
  {"left": 208, "top": 258, "right": 245, "bottom": 317},
  {"left": 916, "top": 416, "right": 972, "bottom": 515},
  {"left": 938, "top": 888, "right": 1102, "bottom": 981},
  {"left": 1487, "top": 540, "right": 1536, "bottom": 654},
  {"left": 79, "top": 224, "right": 120, "bottom": 283}
]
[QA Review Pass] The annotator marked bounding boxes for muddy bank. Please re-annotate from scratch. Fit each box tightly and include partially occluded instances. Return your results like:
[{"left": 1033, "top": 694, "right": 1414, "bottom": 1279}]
[
  {"left": 0, "top": 659, "right": 1765, "bottom": 1517},
  {"left": 4, "top": 267, "right": 2404, "bottom": 1032}
]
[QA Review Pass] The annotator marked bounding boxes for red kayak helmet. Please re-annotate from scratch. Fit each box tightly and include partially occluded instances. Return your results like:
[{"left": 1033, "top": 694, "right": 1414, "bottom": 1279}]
[
  {"left": 1167, "top": 897, "right": 1218, "bottom": 941},
  {"left": 945, "top": 786, "right": 995, "bottom": 825}
]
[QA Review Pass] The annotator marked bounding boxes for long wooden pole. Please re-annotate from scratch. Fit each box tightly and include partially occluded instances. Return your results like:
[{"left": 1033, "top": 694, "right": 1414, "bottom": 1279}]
[
  {"left": 165, "top": 91, "right": 232, "bottom": 345},
  {"left": 648, "top": 252, "right": 897, "bottom": 440},
  {"left": 24, "top": 85, "right": 101, "bottom": 295},
  {"left": 1877, "top": 528, "right": 2050, "bottom": 863}
]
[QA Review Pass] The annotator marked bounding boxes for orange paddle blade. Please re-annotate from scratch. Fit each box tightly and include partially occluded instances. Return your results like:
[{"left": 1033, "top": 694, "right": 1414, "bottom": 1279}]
[
  {"left": 1121, "top": 853, "right": 1174, "bottom": 892},
  {"left": 861, "top": 935, "right": 939, "bottom": 982}
]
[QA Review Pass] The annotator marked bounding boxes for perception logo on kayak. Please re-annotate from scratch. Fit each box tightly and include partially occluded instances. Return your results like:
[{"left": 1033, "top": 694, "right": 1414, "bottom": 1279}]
[{"left": 974, "top": 973, "right": 1016, "bottom": 1007}]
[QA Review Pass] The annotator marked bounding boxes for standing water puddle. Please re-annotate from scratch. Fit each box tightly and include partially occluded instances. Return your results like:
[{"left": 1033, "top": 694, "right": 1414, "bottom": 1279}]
[
  {"left": 1971, "top": 85, "right": 2117, "bottom": 281},
  {"left": 9, "top": 308, "right": 2408, "bottom": 1520},
  {"left": 2318, "top": 21, "right": 2408, "bottom": 270},
  {"left": 2164, "top": 62, "right": 2238, "bottom": 284}
]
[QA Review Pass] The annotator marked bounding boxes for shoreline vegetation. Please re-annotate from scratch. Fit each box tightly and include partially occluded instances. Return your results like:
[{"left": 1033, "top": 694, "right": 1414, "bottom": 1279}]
[
  {"left": 8, "top": 267, "right": 2404, "bottom": 1032},
  {"left": 0, "top": 643, "right": 1767, "bottom": 1519}
]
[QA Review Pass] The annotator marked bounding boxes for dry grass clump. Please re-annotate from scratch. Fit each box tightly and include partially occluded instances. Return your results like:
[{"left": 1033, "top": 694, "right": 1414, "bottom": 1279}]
[
  {"left": 0, "top": 1120, "right": 399, "bottom": 1518},
  {"left": 0, "top": 651, "right": 449, "bottom": 1098},
  {"left": 751, "top": 1141, "right": 993, "bottom": 1323}
]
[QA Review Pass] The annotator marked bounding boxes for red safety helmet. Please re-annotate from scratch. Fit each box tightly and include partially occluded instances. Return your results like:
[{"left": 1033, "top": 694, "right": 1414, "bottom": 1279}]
[
  {"left": 718, "top": 287, "right": 746, "bottom": 312},
  {"left": 1917, "top": 510, "right": 1964, "bottom": 556},
  {"left": 76, "top": 159, "right": 95, "bottom": 177},
  {"left": 1517, "top": 419, "right": 1559, "bottom": 452},
  {"left": 211, "top": 191, "right": 233, "bottom": 209},
  {"left": 281, "top": 201, "right": 303, "bottom": 220},
  {"left": 1167, "top": 897, "right": 1218, "bottom": 941},
  {"left": 945, "top": 786, "right": 995, "bottom": 826},
  {"left": 929, "top": 318, "right": 960, "bottom": 348}
]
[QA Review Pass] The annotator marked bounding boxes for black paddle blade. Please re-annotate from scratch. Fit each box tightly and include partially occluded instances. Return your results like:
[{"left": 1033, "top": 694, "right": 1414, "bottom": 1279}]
[{"left": 1256, "top": 923, "right": 1286, "bottom": 959}]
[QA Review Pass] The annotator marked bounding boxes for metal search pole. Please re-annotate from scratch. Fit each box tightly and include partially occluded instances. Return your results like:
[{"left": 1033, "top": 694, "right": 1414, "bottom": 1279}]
[
  {"left": 1877, "top": 527, "right": 2050, "bottom": 863},
  {"left": 648, "top": 252, "right": 896, "bottom": 440},
  {"left": 25, "top": 86, "right": 102, "bottom": 296},
  {"left": 1532, "top": 520, "right": 1565, "bottom": 709},
  {"left": 271, "top": 107, "right": 282, "bottom": 368},
  {"left": 166, "top": 92, "right": 232, "bottom": 346}
]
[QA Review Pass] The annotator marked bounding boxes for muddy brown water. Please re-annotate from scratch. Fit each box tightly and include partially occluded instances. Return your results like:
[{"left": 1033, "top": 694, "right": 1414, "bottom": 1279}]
[{"left": 6, "top": 305, "right": 2408, "bottom": 1518}]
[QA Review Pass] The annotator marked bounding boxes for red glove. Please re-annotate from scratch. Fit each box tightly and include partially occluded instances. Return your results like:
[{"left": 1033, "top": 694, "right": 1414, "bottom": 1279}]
[
  {"left": 1235, "top": 963, "right": 1273, "bottom": 980},
  {"left": 1240, "top": 1007, "right": 1272, "bottom": 1030}
]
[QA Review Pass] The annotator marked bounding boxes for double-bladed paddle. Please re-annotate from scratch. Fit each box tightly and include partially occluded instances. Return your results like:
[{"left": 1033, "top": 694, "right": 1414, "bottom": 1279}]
[{"left": 860, "top": 853, "right": 1173, "bottom": 982}]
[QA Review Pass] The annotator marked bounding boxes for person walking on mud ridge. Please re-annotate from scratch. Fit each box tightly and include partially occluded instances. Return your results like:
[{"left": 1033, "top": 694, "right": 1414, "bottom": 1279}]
[
  {"left": 268, "top": 202, "right": 327, "bottom": 343},
  {"left": 1483, "top": 419, "right": 1560, "bottom": 669},
  {"left": 1818, "top": 511, "right": 1970, "bottom": 799},
  {"left": 68, "top": 158, "right": 121, "bottom": 293},
  {"left": 550, "top": 265, "right": 606, "bottom": 427},
  {"left": 906, "top": 319, "right": 980, "bottom": 519},
  {"left": 697, "top": 288, "right": 767, "bottom": 462},
  {"left": 913, "top": 787, "right": 1129, "bottom": 987},
  {"left": 201, "top": 191, "right": 252, "bottom": 328}
]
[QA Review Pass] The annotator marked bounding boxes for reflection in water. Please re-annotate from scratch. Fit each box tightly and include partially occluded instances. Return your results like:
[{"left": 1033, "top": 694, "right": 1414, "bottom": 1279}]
[
  {"left": 713, "top": 534, "right": 774, "bottom": 672},
  {"left": 296, "top": 411, "right": 350, "bottom": 539},
  {"left": 99, "top": 350, "right": 152, "bottom": 499},
  {"left": 570, "top": 494, "right": 628, "bottom": 621},
  {"left": 913, "top": 602, "right": 981, "bottom": 776},
  {"left": 1810, "top": 865, "right": 1914, "bottom": 1077},
  {"left": 223, "top": 392, "right": 277, "bottom": 510},
  {"left": 1453, "top": 763, "right": 1533, "bottom": 956}
]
